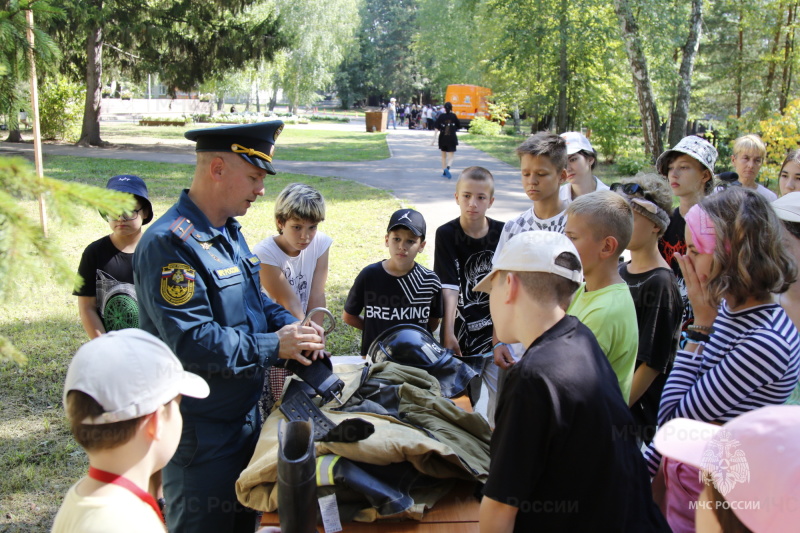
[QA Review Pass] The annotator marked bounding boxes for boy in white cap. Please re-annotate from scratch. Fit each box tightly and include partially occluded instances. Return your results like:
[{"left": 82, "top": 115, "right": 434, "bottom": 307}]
[
  {"left": 559, "top": 131, "right": 609, "bottom": 203},
  {"left": 52, "top": 329, "right": 209, "bottom": 533},
  {"left": 474, "top": 231, "right": 668, "bottom": 532},
  {"left": 654, "top": 405, "right": 800, "bottom": 533}
]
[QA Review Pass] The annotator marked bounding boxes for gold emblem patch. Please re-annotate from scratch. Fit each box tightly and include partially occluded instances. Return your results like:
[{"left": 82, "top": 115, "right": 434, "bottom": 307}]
[
  {"left": 160, "top": 263, "right": 196, "bottom": 306},
  {"left": 274, "top": 124, "right": 284, "bottom": 141}
]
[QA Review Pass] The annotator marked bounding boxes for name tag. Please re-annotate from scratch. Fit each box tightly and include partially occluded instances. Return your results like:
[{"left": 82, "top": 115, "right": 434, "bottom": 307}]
[{"left": 214, "top": 266, "right": 241, "bottom": 279}]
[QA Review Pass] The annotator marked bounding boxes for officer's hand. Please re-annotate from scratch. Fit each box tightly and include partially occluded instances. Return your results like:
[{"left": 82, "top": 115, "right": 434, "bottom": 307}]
[
  {"left": 304, "top": 321, "right": 330, "bottom": 362},
  {"left": 493, "top": 344, "right": 515, "bottom": 370},
  {"left": 277, "top": 323, "right": 324, "bottom": 366}
]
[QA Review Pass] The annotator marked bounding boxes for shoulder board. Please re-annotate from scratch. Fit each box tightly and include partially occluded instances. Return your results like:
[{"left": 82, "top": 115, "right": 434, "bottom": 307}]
[{"left": 169, "top": 217, "right": 195, "bottom": 241}]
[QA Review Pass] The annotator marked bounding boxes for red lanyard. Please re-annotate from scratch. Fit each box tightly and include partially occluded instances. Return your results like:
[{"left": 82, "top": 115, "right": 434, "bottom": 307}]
[{"left": 88, "top": 466, "right": 165, "bottom": 523}]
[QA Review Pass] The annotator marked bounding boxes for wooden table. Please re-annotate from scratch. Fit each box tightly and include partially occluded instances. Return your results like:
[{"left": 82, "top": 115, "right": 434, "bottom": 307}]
[{"left": 260, "top": 395, "right": 481, "bottom": 532}]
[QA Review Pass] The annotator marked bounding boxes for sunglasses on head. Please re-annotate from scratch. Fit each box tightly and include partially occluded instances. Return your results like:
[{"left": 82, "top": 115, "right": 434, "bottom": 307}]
[{"left": 610, "top": 182, "right": 656, "bottom": 203}]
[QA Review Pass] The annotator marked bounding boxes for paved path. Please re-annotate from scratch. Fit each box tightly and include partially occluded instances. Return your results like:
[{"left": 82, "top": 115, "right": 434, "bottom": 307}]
[{"left": 0, "top": 121, "right": 529, "bottom": 248}]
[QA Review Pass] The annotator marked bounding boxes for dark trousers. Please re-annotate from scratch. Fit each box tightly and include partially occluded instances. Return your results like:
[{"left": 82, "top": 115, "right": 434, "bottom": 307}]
[{"left": 164, "top": 412, "right": 260, "bottom": 533}]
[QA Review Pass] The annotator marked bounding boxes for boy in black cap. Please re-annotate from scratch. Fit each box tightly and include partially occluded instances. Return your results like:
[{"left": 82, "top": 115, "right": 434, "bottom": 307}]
[
  {"left": 74, "top": 175, "right": 153, "bottom": 339},
  {"left": 133, "top": 121, "right": 325, "bottom": 533},
  {"left": 343, "top": 208, "right": 444, "bottom": 355}
]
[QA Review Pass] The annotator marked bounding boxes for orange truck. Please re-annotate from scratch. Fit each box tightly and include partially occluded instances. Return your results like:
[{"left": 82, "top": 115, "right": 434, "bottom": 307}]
[{"left": 444, "top": 84, "right": 492, "bottom": 126}]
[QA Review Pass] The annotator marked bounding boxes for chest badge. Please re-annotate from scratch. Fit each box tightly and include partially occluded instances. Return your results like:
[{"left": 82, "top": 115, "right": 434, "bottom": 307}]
[
  {"left": 199, "top": 242, "right": 212, "bottom": 250},
  {"left": 160, "top": 263, "right": 196, "bottom": 306}
]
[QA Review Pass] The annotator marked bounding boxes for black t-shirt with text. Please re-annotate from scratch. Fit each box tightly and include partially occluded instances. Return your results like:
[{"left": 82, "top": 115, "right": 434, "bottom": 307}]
[
  {"left": 344, "top": 261, "right": 443, "bottom": 355},
  {"left": 433, "top": 217, "right": 504, "bottom": 355},
  {"left": 484, "top": 316, "right": 669, "bottom": 532}
]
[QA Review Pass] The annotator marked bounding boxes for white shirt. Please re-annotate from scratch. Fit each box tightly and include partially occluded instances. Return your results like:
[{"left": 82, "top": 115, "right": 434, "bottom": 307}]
[
  {"left": 558, "top": 176, "right": 610, "bottom": 205},
  {"left": 253, "top": 232, "right": 333, "bottom": 314}
]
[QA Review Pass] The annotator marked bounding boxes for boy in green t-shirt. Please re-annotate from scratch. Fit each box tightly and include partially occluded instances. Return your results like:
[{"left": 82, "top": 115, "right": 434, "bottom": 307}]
[{"left": 565, "top": 190, "right": 639, "bottom": 402}]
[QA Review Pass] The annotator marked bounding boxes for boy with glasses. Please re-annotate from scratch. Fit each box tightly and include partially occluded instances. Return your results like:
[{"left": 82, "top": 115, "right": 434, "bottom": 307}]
[{"left": 74, "top": 175, "right": 153, "bottom": 339}]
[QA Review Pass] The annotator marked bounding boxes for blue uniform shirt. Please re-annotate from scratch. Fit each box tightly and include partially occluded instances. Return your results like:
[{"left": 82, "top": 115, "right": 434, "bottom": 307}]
[{"left": 134, "top": 190, "right": 295, "bottom": 425}]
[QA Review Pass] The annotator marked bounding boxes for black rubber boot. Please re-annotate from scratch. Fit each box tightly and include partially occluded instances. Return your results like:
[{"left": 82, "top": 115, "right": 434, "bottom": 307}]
[{"left": 277, "top": 419, "right": 319, "bottom": 533}]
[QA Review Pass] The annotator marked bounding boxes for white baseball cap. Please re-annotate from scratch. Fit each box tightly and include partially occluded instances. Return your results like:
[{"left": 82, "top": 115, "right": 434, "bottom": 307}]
[
  {"left": 560, "top": 131, "right": 595, "bottom": 156},
  {"left": 772, "top": 192, "right": 800, "bottom": 222},
  {"left": 473, "top": 231, "right": 582, "bottom": 293},
  {"left": 654, "top": 406, "right": 800, "bottom": 533},
  {"left": 64, "top": 329, "right": 209, "bottom": 425}
]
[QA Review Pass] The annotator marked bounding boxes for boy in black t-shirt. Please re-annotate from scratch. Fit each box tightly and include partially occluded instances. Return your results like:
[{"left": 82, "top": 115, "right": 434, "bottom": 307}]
[
  {"left": 613, "top": 174, "right": 684, "bottom": 445},
  {"left": 434, "top": 166, "right": 504, "bottom": 356},
  {"left": 74, "top": 175, "right": 153, "bottom": 339},
  {"left": 343, "top": 209, "right": 443, "bottom": 355},
  {"left": 473, "top": 231, "right": 668, "bottom": 532}
]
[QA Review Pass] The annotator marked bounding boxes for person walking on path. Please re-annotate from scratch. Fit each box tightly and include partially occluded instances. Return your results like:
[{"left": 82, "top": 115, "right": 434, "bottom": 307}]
[
  {"left": 133, "top": 121, "right": 326, "bottom": 533},
  {"left": 387, "top": 98, "right": 397, "bottom": 130},
  {"left": 435, "top": 102, "right": 461, "bottom": 179}
]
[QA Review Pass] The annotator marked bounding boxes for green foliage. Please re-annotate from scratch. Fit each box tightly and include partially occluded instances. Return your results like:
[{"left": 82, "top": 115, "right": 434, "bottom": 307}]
[
  {"left": 468, "top": 116, "right": 503, "bottom": 136},
  {"left": 38, "top": 75, "right": 83, "bottom": 141},
  {"left": 275, "top": 0, "right": 360, "bottom": 112},
  {"left": 487, "top": 101, "right": 510, "bottom": 124},
  {"left": 0, "top": 157, "right": 133, "bottom": 364},
  {"left": 758, "top": 98, "right": 800, "bottom": 176},
  {"left": 0, "top": 1, "right": 62, "bottom": 135},
  {"left": 615, "top": 152, "right": 653, "bottom": 176},
  {"left": 336, "top": 0, "right": 421, "bottom": 104}
]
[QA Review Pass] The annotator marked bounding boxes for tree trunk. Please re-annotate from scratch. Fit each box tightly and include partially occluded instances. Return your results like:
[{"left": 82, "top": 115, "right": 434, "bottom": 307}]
[
  {"left": 764, "top": 1, "right": 786, "bottom": 112},
  {"left": 5, "top": 129, "right": 23, "bottom": 142},
  {"left": 77, "top": 26, "right": 105, "bottom": 147},
  {"left": 4, "top": 60, "right": 23, "bottom": 142},
  {"left": 736, "top": 3, "right": 744, "bottom": 118},
  {"left": 614, "top": 0, "right": 663, "bottom": 161},
  {"left": 667, "top": 0, "right": 703, "bottom": 147},
  {"left": 556, "top": 0, "right": 569, "bottom": 133},
  {"left": 269, "top": 89, "right": 278, "bottom": 111},
  {"left": 780, "top": 2, "right": 797, "bottom": 112}
]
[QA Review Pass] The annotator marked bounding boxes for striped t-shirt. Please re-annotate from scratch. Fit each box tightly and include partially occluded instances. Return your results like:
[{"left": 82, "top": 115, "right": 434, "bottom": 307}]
[{"left": 644, "top": 301, "right": 800, "bottom": 474}]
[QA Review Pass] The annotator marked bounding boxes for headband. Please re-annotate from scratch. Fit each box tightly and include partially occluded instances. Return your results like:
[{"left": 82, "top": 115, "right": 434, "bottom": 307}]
[
  {"left": 629, "top": 198, "right": 671, "bottom": 233},
  {"left": 684, "top": 204, "right": 717, "bottom": 255}
]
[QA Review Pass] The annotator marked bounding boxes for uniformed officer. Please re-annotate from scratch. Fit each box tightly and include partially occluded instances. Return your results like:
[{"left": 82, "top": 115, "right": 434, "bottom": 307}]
[{"left": 133, "top": 121, "right": 325, "bottom": 533}]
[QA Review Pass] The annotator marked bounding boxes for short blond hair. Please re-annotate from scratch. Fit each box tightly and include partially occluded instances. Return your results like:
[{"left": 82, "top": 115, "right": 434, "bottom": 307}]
[
  {"left": 275, "top": 183, "right": 326, "bottom": 233},
  {"left": 566, "top": 190, "right": 633, "bottom": 253},
  {"left": 732, "top": 134, "right": 766, "bottom": 159}
]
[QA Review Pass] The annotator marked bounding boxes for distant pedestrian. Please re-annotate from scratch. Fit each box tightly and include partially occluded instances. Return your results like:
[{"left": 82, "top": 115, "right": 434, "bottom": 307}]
[
  {"left": 435, "top": 102, "right": 461, "bottom": 179},
  {"left": 387, "top": 98, "right": 397, "bottom": 130}
]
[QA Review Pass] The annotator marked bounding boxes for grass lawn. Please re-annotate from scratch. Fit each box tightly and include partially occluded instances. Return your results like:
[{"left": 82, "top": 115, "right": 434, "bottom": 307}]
[
  {"left": 0, "top": 155, "right": 409, "bottom": 531},
  {"left": 460, "top": 132, "right": 642, "bottom": 184},
  {"left": 70, "top": 123, "right": 391, "bottom": 162}
]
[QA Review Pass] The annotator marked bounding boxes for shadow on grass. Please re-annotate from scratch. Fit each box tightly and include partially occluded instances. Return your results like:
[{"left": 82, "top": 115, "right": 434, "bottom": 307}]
[{"left": 0, "top": 318, "right": 88, "bottom": 532}]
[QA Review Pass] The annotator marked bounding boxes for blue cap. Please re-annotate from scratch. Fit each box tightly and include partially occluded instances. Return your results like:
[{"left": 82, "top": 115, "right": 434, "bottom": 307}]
[
  {"left": 184, "top": 121, "right": 284, "bottom": 175},
  {"left": 106, "top": 175, "right": 152, "bottom": 224}
]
